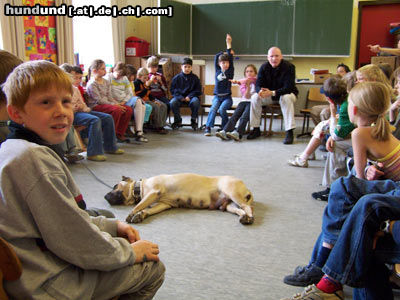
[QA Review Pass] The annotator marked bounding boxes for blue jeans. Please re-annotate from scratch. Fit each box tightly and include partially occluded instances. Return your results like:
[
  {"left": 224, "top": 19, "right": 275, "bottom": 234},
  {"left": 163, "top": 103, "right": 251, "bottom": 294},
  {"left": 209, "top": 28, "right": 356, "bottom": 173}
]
[
  {"left": 170, "top": 96, "right": 200, "bottom": 123},
  {"left": 324, "top": 194, "right": 400, "bottom": 299},
  {"left": 205, "top": 96, "right": 233, "bottom": 129},
  {"left": 307, "top": 175, "right": 400, "bottom": 299},
  {"left": 322, "top": 175, "right": 400, "bottom": 245},
  {"left": 223, "top": 101, "right": 250, "bottom": 135},
  {"left": 73, "top": 111, "right": 117, "bottom": 156}
]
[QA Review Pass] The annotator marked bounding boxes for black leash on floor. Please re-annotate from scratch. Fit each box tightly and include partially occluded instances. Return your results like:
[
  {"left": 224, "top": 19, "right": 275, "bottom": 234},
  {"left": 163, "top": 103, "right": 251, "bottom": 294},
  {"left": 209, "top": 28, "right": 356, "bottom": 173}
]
[{"left": 80, "top": 161, "right": 114, "bottom": 189}]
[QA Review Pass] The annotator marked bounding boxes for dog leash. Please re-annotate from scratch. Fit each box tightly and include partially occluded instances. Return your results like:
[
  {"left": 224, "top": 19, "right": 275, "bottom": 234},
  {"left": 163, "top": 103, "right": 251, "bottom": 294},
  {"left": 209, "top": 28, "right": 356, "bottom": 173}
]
[{"left": 80, "top": 161, "right": 114, "bottom": 189}]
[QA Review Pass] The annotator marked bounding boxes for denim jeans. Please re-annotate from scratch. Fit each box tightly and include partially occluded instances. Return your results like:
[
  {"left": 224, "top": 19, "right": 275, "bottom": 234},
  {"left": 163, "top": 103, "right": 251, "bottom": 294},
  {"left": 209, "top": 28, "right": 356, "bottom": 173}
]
[
  {"left": 322, "top": 175, "right": 400, "bottom": 245},
  {"left": 205, "top": 95, "right": 233, "bottom": 128},
  {"left": 323, "top": 193, "right": 400, "bottom": 299},
  {"left": 170, "top": 96, "right": 200, "bottom": 123},
  {"left": 223, "top": 101, "right": 250, "bottom": 135},
  {"left": 74, "top": 111, "right": 117, "bottom": 156}
]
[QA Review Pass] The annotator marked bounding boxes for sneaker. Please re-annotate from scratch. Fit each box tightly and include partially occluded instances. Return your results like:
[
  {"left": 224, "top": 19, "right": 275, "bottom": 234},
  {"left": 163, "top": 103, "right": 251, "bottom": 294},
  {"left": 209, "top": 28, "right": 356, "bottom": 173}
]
[
  {"left": 216, "top": 130, "right": 229, "bottom": 141},
  {"left": 288, "top": 156, "right": 308, "bottom": 168},
  {"left": 226, "top": 131, "right": 241, "bottom": 141},
  {"left": 247, "top": 127, "right": 261, "bottom": 140},
  {"left": 284, "top": 129, "right": 294, "bottom": 144},
  {"left": 171, "top": 122, "right": 182, "bottom": 130},
  {"left": 311, "top": 188, "right": 330, "bottom": 202},
  {"left": 106, "top": 149, "right": 124, "bottom": 155},
  {"left": 283, "top": 265, "right": 324, "bottom": 287},
  {"left": 191, "top": 119, "right": 198, "bottom": 131},
  {"left": 64, "top": 153, "right": 84, "bottom": 164},
  {"left": 280, "top": 284, "right": 344, "bottom": 300},
  {"left": 204, "top": 127, "right": 211, "bottom": 136},
  {"left": 87, "top": 155, "right": 107, "bottom": 162},
  {"left": 117, "top": 136, "right": 130, "bottom": 143}
]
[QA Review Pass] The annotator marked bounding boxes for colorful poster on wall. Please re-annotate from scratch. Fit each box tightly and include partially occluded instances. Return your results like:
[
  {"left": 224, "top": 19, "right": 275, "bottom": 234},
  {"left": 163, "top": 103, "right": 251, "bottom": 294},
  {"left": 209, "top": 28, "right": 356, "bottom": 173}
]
[{"left": 23, "top": 0, "right": 57, "bottom": 63}]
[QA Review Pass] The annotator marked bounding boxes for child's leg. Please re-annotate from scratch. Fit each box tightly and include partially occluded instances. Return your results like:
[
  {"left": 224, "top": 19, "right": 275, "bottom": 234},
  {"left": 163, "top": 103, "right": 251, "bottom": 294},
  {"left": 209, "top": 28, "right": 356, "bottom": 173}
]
[
  {"left": 189, "top": 96, "right": 200, "bottom": 121},
  {"left": 205, "top": 96, "right": 223, "bottom": 128},
  {"left": 73, "top": 112, "right": 104, "bottom": 156},
  {"left": 299, "top": 136, "right": 321, "bottom": 160},
  {"left": 170, "top": 97, "right": 183, "bottom": 123},
  {"left": 144, "top": 103, "right": 152, "bottom": 123},
  {"left": 223, "top": 101, "right": 246, "bottom": 132},
  {"left": 133, "top": 101, "right": 145, "bottom": 133},
  {"left": 157, "top": 96, "right": 170, "bottom": 114},
  {"left": 90, "top": 111, "right": 118, "bottom": 153},
  {"left": 218, "top": 97, "right": 233, "bottom": 128},
  {"left": 237, "top": 101, "right": 251, "bottom": 135},
  {"left": 322, "top": 139, "right": 352, "bottom": 188}
]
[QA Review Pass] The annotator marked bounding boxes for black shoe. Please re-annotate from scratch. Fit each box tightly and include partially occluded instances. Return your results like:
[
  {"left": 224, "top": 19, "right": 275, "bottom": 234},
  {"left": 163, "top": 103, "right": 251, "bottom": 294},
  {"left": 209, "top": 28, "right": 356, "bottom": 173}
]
[
  {"left": 283, "top": 264, "right": 324, "bottom": 287},
  {"left": 191, "top": 119, "right": 198, "bottom": 131},
  {"left": 171, "top": 122, "right": 182, "bottom": 130},
  {"left": 247, "top": 127, "right": 261, "bottom": 140},
  {"left": 283, "top": 129, "right": 294, "bottom": 144},
  {"left": 311, "top": 188, "right": 330, "bottom": 202}
]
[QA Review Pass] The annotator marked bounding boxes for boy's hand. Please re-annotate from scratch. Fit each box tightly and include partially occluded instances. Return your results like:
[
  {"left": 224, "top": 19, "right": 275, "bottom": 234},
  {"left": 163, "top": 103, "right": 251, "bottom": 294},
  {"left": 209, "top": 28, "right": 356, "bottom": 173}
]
[
  {"left": 131, "top": 240, "right": 160, "bottom": 263},
  {"left": 367, "top": 44, "right": 380, "bottom": 53},
  {"left": 117, "top": 220, "right": 140, "bottom": 243},
  {"left": 226, "top": 33, "right": 232, "bottom": 49},
  {"left": 326, "top": 136, "right": 335, "bottom": 152}
]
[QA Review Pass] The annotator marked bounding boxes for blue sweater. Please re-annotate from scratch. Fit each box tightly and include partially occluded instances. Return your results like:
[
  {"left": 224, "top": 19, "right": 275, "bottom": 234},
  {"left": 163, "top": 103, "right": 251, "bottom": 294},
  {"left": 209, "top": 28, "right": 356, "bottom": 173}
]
[
  {"left": 170, "top": 72, "right": 202, "bottom": 99},
  {"left": 214, "top": 49, "right": 234, "bottom": 96}
]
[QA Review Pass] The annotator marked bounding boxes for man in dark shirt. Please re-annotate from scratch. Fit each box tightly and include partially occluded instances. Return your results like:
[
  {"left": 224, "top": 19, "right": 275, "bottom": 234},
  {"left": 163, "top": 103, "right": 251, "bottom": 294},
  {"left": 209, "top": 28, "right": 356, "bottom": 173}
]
[{"left": 247, "top": 47, "right": 298, "bottom": 144}]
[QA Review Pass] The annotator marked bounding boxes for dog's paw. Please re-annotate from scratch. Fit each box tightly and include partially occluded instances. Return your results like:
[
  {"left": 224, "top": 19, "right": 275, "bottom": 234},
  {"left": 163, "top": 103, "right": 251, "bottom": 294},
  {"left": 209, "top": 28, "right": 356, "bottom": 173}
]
[
  {"left": 239, "top": 215, "right": 254, "bottom": 225},
  {"left": 126, "top": 212, "right": 145, "bottom": 223}
]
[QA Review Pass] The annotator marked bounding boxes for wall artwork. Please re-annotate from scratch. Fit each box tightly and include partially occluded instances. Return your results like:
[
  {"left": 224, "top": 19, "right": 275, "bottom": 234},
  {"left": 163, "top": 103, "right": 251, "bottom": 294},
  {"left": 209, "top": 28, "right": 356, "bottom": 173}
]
[{"left": 23, "top": 0, "right": 57, "bottom": 63}]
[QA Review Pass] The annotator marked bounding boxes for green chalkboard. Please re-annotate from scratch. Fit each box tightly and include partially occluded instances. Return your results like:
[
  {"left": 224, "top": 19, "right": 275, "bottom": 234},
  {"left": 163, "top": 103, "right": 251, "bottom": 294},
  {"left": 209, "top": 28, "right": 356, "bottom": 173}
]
[
  {"left": 158, "top": 0, "right": 353, "bottom": 56},
  {"left": 159, "top": 0, "right": 190, "bottom": 55},
  {"left": 192, "top": 1, "right": 294, "bottom": 56},
  {"left": 294, "top": 0, "right": 353, "bottom": 55}
]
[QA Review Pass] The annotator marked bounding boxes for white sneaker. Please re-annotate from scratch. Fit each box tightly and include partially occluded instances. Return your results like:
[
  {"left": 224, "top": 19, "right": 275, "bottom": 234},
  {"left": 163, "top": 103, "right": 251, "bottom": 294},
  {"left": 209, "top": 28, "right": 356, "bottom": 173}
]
[
  {"left": 280, "top": 284, "right": 344, "bottom": 300},
  {"left": 226, "top": 131, "right": 241, "bottom": 141},
  {"left": 288, "top": 155, "right": 308, "bottom": 168},
  {"left": 295, "top": 152, "right": 315, "bottom": 160},
  {"left": 216, "top": 130, "right": 229, "bottom": 140}
]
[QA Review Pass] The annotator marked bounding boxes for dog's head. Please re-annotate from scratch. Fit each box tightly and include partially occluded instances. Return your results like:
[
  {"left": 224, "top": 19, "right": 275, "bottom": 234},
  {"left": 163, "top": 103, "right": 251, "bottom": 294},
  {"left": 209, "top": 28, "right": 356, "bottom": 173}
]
[{"left": 104, "top": 176, "right": 134, "bottom": 205}]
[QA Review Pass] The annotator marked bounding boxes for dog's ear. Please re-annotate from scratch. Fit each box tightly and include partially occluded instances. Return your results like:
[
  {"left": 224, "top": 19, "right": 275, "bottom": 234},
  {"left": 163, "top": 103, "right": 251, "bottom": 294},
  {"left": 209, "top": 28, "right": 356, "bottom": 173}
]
[{"left": 122, "top": 176, "right": 132, "bottom": 182}]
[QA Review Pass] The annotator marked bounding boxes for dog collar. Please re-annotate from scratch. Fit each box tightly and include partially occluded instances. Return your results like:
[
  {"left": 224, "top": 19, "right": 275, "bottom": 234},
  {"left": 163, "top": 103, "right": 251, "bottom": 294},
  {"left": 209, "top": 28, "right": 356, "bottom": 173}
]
[{"left": 133, "top": 180, "right": 142, "bottom": 203}]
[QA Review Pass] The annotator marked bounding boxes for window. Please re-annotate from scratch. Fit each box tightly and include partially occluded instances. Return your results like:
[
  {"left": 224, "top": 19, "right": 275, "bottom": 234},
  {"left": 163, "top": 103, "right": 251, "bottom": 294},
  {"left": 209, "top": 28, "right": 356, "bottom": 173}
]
[{"left": 72, "top": 0, "right": 114, "bottom": 72}]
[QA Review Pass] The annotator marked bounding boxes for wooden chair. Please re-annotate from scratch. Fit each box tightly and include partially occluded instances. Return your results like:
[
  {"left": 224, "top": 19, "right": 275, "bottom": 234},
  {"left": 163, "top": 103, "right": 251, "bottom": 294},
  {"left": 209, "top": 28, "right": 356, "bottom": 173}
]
[
  {"left": 0, "top": 237, "right": 22, "bottom": 300},
  {"left": 297, "top": 87, "right": 327, "bottom": 138},
  {"left": 73, "top": 125, "right": 87, "bottom": 152}
]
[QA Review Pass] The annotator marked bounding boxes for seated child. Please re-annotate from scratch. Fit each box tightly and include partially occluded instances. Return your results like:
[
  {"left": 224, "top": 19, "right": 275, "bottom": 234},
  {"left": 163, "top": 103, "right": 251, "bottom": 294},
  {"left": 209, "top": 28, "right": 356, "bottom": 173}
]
[
  {"left": 60, "top": 63, "right": 124, "bottom": 161},
  {"left": 86, "top": 59, "right": 133, "bottom": 143},
  {"left": 107, "top": 62, "right": 148, "bottom": 142},
  {"left": 0, "top": 50, "right": 22, "bottom": 144},
  {"left": 1, "top": 60, "right": 165, "bottom": 298},
  {"left": 216, "top": 64, "right": 258, "bottom": 141},
  {"left": 147, "top": 56, "right": 170, "bottom": 114},
  {"left": 288, "top": 74, "right": 355, "bottom": 169},
  {"left": 204, "top": 34, "right": 234, "bottom": 136},
  {"left": 170, "top": 57, "right": 202, "bottom": 131},
  {"left": 134, "top": 67, "right": 168, "bottom": 134}
]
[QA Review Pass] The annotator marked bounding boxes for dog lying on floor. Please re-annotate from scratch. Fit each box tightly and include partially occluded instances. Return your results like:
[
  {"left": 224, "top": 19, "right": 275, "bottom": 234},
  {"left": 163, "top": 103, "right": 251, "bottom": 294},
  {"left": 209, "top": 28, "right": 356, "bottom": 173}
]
[{"left": 104, "top": 173, "right": 254, "bottom": 225}]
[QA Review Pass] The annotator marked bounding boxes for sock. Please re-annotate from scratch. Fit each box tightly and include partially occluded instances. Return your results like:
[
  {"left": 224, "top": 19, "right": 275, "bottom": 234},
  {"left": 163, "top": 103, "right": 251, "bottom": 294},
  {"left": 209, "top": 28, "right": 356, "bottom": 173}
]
[
  {"left": 300, "top": 152, "right": 308, "bottom": 161},
  {"left": 316, "top": 275, "right": 342, "bottom": 293},
  {"left": 315, "top": 246, "right": 331, "bottom": 268}
]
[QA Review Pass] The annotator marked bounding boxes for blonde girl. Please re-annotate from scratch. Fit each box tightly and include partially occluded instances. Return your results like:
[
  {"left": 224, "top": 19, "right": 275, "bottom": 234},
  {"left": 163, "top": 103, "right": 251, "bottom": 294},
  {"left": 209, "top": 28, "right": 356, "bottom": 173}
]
[
  {"left": 216, "top": 64, "right": 258, "bottom": 141},
  {"left": 349, "top": 81, "right": 400, "bottom": 180},
  {"left": 107, "top": 62, "right": 148, "bottom": 142},
  {"left": 86, "top": 59, "right": 133, "bottom": 143}
]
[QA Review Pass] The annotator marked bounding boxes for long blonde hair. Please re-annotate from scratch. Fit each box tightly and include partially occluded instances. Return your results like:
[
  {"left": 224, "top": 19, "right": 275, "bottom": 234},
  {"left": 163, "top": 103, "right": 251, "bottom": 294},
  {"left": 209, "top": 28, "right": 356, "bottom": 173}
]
[{"left": 349, "top": 81, "right": 391, "bottom": 141}]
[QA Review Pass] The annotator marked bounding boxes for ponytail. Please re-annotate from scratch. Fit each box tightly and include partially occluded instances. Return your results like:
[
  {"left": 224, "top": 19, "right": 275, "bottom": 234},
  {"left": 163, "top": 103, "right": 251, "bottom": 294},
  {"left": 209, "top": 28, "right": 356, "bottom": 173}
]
[{"left": 371, "top": 115, "right": 391, "bottom": 141}]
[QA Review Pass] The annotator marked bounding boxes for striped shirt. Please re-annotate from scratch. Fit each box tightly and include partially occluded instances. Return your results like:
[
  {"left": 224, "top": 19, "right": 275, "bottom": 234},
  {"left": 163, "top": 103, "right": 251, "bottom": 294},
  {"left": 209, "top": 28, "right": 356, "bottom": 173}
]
[{"left": 376, "top": 143, "right": 400, "bottom": 181}]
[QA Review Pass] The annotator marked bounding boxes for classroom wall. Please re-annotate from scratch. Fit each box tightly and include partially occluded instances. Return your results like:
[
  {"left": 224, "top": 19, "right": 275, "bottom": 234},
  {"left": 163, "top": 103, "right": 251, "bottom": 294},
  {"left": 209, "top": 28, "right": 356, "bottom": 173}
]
[{"left": 125, "top": 0, "right": 372, "bottom": 81}]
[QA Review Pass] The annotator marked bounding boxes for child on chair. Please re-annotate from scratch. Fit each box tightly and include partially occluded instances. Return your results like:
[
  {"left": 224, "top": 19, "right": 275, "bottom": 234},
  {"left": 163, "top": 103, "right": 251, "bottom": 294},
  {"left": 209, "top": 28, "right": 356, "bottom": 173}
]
[
  {"left": 204, "top": 34, "right": 234, "bottom": 136},
  {"left": 147, "top": 56, "right": 170, "bottom": 114},
  {"left": 0, "top": 60, "right": 165, "bottom": 298},
  {"left": 216, "top": 64, "right": 257, "bottom": 141},
  {"left": 107, "top": 62, "right": 148, "bottom": 142},
  {"left": 60, "top": 63, "right": 124, "bottom": 161},
  {"left": 86, "top": 59, "right": 133, "bottom": 143},
  {"left": 170, "top": 57, "right": 202, "bottom": 131}
]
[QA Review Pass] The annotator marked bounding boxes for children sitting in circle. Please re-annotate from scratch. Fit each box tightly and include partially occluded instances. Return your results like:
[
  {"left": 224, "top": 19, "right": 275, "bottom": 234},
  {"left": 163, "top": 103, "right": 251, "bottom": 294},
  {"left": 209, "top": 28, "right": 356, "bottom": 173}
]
[
  {"left": 216, "top": 64, "right": 257, "bottom": 141},
  {"left": 86, "top": 59, "right": 133, "bottom": 143}
]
